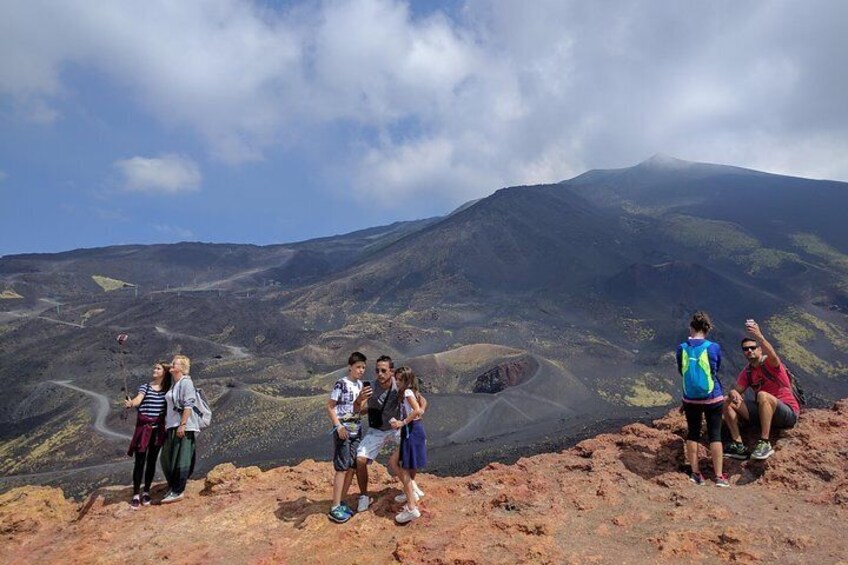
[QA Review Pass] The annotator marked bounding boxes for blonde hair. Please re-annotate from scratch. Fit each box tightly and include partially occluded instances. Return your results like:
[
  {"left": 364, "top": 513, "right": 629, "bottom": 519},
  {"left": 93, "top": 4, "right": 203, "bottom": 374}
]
[{"left": 172, "top": 354, "right": 191, "bottom": 374}]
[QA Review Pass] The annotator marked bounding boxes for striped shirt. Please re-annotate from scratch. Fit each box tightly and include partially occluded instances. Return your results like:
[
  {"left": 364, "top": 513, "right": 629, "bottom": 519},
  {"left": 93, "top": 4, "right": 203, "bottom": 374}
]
[{"left": 137, "top": 383, "right": 167, "bottom": 418}]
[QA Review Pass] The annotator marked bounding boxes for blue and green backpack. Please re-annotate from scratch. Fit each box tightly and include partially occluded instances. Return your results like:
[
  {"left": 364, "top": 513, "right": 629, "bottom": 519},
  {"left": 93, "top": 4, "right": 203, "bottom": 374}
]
[{"left": 680, "top": 340, "right": 715, "bottom": 399}]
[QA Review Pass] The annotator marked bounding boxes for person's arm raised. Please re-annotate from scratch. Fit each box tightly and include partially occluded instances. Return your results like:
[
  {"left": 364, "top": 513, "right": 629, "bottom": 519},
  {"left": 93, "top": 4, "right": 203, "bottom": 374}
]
[{"left": 747, "top": 320, "right": 782, "bottom": 369}]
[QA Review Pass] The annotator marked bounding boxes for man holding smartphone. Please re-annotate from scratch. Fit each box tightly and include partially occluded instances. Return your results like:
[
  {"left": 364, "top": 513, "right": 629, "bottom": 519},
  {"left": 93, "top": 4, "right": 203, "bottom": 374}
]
[
  {"left": 354, "top": 355, "right": 401, "bottom": 513},
  {"left": 722, "top": 319, "right": 800, "bottom": 461}
]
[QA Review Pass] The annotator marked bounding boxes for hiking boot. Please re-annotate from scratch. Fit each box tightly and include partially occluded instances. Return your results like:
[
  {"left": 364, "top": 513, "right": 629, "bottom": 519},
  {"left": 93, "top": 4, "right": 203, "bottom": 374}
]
[
  {"left": 141, "top": 493, "right": 152, "bottom": 506},
  {"left": 750, "top": 439, "right": 774, "bottom": 460},
  {"left": 130, "top": 496, "right": 141, "bottom": 510},
  {"left": 394, "top": 507, "right": 421, "bottom": 524},
  {"left": 161, "top": 491, "right": 184, "bottom": 504},
  {"left": 724, "top": 441, "right": 749, "bottom": 460},
  {"left": 715, "top": 474, "right": 730, "bottom": 488},
  {"left": 328, "top": 505, "right": 351, "bottom": 524},
  {"left": 689, "top": 472, "right": 705, "bottom": 486},
  {"left": 357, "top": 495, "right": 372, "bottom": 513}
]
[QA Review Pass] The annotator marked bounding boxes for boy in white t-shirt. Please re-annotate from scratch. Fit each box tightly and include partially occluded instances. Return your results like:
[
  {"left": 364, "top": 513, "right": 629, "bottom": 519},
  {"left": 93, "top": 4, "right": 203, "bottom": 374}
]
[{"left": 326, "top": 351, "right": 371, "bottom": 523}]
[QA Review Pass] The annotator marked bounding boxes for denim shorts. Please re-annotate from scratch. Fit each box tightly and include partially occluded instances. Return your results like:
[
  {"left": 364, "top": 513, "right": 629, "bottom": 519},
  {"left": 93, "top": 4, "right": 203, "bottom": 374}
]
[{"left": 332, "top": 428, "right": 361, "bottom": 471}]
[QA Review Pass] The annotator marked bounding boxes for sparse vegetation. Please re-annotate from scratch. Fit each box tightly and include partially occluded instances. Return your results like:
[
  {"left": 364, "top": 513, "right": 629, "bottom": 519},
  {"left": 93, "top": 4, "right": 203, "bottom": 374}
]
[
  {"left": 767, "top": 310, "right": 848, "bottom": 378},
  {"left": 81, "top": 308, "right": 105, "bottom": 324},
  {"left": 91, "top": 274, "right": 132, "bottom": 292},
  {"left": 663, "top": 214, "right": 800, "bottom": 274},
  {"left": 624, "top": 375, "right": 673, "bottom": 407},
  {"left": 791, "top": 233, "right": 848, "bottom": 289},
  {"left": 620, "top": 318, "right": 655, "bottom": 342},
  {"left": 663, "top": 214, "right": 758, "bottom": 258}
]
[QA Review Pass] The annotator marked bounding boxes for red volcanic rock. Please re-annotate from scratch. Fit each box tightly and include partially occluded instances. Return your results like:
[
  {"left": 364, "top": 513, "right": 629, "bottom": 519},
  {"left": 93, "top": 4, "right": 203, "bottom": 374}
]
[{"left": 2, "top": 401, "right": 847, "bottom": 564}]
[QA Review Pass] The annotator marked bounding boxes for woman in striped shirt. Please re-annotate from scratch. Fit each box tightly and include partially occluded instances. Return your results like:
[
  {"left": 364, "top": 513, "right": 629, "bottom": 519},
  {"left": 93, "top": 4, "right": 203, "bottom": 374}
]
[{"left": 124, "top": 361, "right": 171, "bottom": 508}]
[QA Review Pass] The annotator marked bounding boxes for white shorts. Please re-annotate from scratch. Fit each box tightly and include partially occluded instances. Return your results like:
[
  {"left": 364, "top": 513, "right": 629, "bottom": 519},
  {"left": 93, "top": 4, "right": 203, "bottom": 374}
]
[{"left": 356, "top": 428, "right": 401, "bottom": 462}]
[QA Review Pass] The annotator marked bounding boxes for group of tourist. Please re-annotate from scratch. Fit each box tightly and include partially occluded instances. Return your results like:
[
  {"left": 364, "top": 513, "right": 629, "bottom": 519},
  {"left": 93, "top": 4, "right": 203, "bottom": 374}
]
[
  {"left": 124, "top": 354, "right": 199, "bottom": 507},
  {"left": 677, "top": 312, "right": 802, "bottom": 487},
  {"left": 326, "top": 352, "right": 428, "bottom": 524},
  {"left": 121, "top": 312, "right": 801, "bottom": 520}
]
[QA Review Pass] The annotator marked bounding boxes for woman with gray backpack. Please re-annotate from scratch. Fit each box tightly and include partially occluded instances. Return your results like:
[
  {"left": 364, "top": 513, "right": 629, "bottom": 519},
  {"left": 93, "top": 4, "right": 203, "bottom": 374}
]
[{"left": 160, "top": 354, "right": 201, "bottom": 503}]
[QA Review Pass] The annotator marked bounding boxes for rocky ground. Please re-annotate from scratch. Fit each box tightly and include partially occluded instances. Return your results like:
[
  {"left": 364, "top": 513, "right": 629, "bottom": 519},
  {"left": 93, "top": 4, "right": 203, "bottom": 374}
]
[{"left": 1, "top": 400, "right": 846, "bottom": 564}]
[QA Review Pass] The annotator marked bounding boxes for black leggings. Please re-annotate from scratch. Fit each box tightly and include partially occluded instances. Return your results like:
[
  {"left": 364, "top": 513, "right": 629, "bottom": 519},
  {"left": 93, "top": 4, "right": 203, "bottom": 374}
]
[
  {"left": 132, "top": 445, "right": 162, "bottom": 495},
  {"left": 683, "top": 401, "right": 724, "bottom": 443}
]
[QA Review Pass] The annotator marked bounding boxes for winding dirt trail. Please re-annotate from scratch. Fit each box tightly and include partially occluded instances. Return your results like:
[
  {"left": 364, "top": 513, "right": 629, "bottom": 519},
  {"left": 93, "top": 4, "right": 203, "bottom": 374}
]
[
  {"left": 50, "top": 380, "right": 132, "bottom": 441},
  {"left": 154, "top": 326, "right": 250, "bottom": 359}
]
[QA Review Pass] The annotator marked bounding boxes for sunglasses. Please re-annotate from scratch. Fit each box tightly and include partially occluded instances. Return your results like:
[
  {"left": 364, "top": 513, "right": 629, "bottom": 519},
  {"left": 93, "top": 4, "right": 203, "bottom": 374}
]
[{"left": 742, "top": 345, "right": 759, "bottom": 352}]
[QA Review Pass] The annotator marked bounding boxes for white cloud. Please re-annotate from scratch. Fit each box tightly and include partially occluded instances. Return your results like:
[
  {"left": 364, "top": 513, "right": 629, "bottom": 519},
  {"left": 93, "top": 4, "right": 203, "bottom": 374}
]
[
  {"left": 2, "top": 0, "right": 848, "bottom": 207},
  {"left": 114, "top": 154, "right": 201, "bottom": 194}
]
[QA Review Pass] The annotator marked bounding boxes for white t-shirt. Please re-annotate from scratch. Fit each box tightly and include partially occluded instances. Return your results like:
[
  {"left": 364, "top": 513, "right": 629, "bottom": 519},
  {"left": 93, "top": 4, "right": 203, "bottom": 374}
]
[
  {"left": 401, "top": 389, "right": 422, "bottom": 422},
  {"left": 329, "top": 376, "right": 363, "bottom": 421}
]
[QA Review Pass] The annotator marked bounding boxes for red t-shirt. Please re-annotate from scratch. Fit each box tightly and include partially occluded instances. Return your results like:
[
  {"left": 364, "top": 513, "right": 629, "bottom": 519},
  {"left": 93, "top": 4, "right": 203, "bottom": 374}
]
[{"left": 736, "top": 361, "right": 800, "bottom": 415}]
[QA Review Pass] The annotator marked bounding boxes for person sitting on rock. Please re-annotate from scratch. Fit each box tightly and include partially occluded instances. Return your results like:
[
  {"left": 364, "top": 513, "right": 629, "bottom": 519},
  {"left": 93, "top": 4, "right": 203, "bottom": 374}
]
[{"left": 723, "top": 319, "right": 800, "bottom": 461}]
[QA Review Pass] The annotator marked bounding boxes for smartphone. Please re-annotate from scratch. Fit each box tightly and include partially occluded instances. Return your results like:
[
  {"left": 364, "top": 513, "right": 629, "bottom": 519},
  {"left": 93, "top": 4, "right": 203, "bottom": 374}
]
[{"left": 362, "top": 380, "right": 371, "bottom": 389}]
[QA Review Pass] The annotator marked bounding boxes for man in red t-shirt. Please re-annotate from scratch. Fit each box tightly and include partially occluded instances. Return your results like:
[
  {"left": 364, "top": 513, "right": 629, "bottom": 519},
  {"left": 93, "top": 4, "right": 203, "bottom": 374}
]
[{"left": 722, "top": 320, "right": 800, "bottom": 461}]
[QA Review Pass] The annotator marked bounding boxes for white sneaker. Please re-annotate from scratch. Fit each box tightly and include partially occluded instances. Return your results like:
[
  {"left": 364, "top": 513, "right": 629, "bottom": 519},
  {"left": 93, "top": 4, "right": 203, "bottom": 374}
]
[
  {"left": 394, "top": 485, "right": 425, "bottom": 504},
  {"left": 395, "top": 507, "right": 421, "bottom": 524},
  {"left": 357, "top": 495, "right": 372, "bottom": 513},
  {"left": 161, "top": 491, "right": 184, "bottom": 504},
  {"left": 413, "top": 483, "right": 425, "bottom": 499}
]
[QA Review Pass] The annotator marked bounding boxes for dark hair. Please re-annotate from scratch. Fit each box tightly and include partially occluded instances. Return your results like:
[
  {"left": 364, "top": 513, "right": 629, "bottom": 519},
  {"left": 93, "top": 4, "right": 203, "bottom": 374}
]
[
  {"left": 348, "top": 351, "right": 367, "bottom": 365},
  {"left": 156, "top": 361, "right": 172, "bottom": 393},
  {"left": 376, "top": 355, "right": 394, "bottom": 369},
  {"left": 394, "top": 366, "right": 420, "bottom": 396},
  {"left": 741, "top": 338, "right": 758, "bottom": 348},
  {"left": 689, "top": 311, "right": 712, "bottom": 334}
]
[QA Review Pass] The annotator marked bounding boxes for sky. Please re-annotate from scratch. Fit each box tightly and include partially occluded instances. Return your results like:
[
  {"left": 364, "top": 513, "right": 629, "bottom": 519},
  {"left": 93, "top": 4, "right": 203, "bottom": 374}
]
[{"left": 1, "top": 0, "right": 847, "bottom": 257}]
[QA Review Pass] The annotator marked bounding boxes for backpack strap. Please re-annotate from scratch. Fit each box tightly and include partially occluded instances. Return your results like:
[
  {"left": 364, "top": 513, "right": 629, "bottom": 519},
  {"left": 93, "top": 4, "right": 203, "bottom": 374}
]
[{"left": 758, "top": 361, "right": 782, "bottom": 384}]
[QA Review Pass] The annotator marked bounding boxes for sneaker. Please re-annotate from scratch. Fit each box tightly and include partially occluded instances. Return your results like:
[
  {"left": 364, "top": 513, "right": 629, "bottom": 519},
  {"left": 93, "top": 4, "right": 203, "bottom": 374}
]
[
  {"left": 161, "top": 491, "right": 184, "bottom": 504},
  {"left": 715, "top": 474, "right": 730, "bottom": 488},
  {"left": 724, "top": 441, "right": 749, "bottom": 460},
  {"left": 339, "top": 502, "right": 354, "bottom": 517},
  {"left": 141, "top": 493, "right": 152, "bottom": 506},
  {"left": 328, "top": 504, "right": 351, "bottom": 524},
  {"left": 750, "top": 439, "right": 774, "bottom": 460},
  {"left": 394, "top": 485, "right": 425, "bottom": 503},
  {"left": 357, "top": 495, "right": 372, "bottom": 513},
  {"left": 395, "top": 507, "right": 421, "bottom": 524},
  {"left": 689, "top": 472, "right": 705, "bottom": 486},
  {"left": 130, "top": 496, "right": 141, "bottom": 510}
]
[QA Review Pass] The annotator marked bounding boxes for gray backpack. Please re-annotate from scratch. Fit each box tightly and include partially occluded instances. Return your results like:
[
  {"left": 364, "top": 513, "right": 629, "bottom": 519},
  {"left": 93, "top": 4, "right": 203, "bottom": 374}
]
[{"left": 176, "top": 377, "right": 212, "bottom": 430}]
